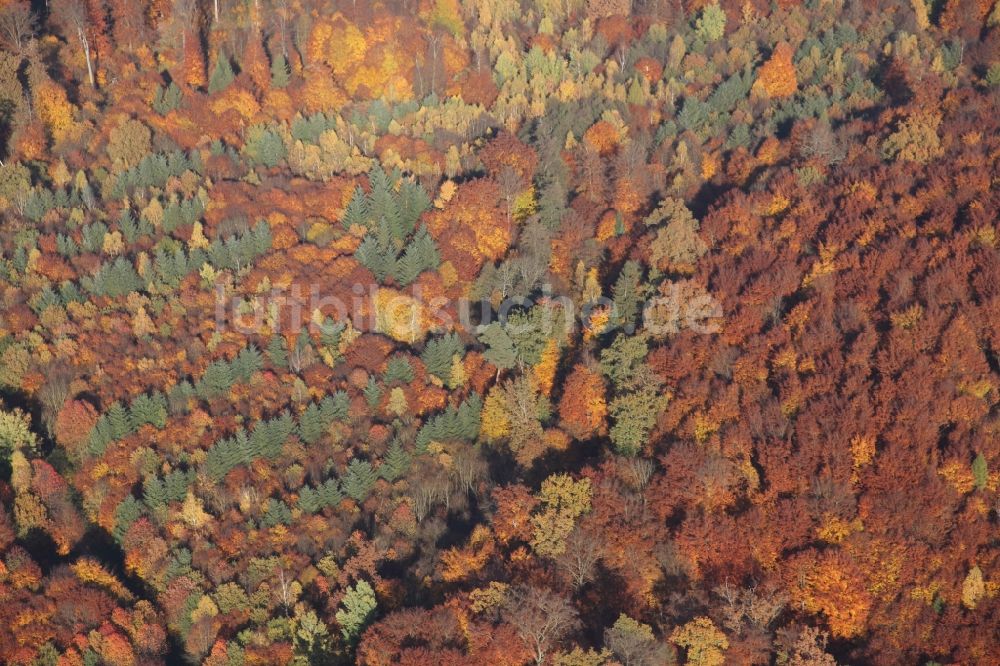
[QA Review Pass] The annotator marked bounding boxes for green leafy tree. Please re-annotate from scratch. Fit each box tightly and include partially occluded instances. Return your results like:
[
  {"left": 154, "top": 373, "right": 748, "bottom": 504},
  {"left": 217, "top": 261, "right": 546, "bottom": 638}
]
[
  {"left": 0, "top": 404, "right": 38, "bottom": 459},
  {"left": 292, "top": 606, "right": 332, "bottom": 663},
  {"left": 605, "top": 614, "right": 671, "bottom": 666},
  {"left": 479, "top": 322, "right": 517, "bottom": 374},
  {"left": 695, "top": 4, "right": 726, "bottom": 42},
  {"left": 336, "top": 580, "right": 377, "bottom": 644}
]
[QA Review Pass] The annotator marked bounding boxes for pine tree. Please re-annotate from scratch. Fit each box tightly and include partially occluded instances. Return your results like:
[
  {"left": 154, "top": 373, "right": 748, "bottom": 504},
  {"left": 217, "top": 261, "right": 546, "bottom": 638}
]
[
  {"left": 270, "top": 53, "right": 290, "bottom": 88},
  {"left": 383, "top": 356, "right": 414, "bottom": 384},
  {"left": 457, "top": 393, "right": 483, "bottom": 440},
  {"left": 262, "top": 499, "right": 292, "bottom": 527},
  {"left": 299, "top": 402, "right": 326, "bottom": 444},
  {"left": 298, "top": 485, "right": 321, "bottom": 513},
  {"left": 380, "top": 440, "right": 411, "bottom": 482},
  {"left": 342, "top": 459, "right": 377, "bottom": 502},
  {"left": 233, "top": 345, "right": 263, "bottom": 382},
  {"left": 113, "top": 495, "right": 143, "bottom": 542},
  {"left": 318, "top": 478, "right": 343, "bottom": 508},
  {"left": 326, "top": 391, "right": 350, "bottom": 421},
  {"left": 422, "top": 333, "right": 465, "bottom": 382},
  {"left": 197, "top": 359, "right": 234, "bottom": 399},
  {"left": 107, "top": 401, "right": 131, "bottom": 439},
  {"left": 143, "top": 475, "right": 167, "bottom": 510},
  {"left": 87, "top": 416, "right": 114, "bottom": 456},
  {"left": 611, "top": 260, "right": 645, "bottom": 333},
  {"left": 208, "top": 53, "right": 235, "bottom": 94},
  {"left": 363, "top": 376, "right": 382, "bottom": 409},
  {"left": 267, "top": 335, "right": 288, "bottom": 369},
  {"left": 153, "top": 82, "right": 183, "bottom": 114},
  {"left": 164, "top": 469, "right": 191, "bottom": 502}
]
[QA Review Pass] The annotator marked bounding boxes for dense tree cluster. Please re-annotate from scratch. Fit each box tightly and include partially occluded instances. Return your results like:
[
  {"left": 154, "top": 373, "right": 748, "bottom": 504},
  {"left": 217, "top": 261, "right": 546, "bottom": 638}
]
[{"left": 0, "top": 0, "right": 999, "bottom": 664}]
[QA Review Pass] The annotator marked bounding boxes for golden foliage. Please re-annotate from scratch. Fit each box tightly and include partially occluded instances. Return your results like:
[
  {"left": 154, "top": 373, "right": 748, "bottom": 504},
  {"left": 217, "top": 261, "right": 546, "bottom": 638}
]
[
  {"left": 962, "top": 565, "right": 986, "bottom": 609},
  {"left": 373, "top": 288, "right": 430, "bottom": 344},
  {"left": 752, "top": 42, "right": 798, "bottom": 99},
  {"left": 72, "top": 558, "right": 133, "bottom": 600},
  {"left": 670, "top": 617, "right": 728, "bottom": 666},
  {"left": 481, "top": 386, "right": 511, "bottom": 440}
]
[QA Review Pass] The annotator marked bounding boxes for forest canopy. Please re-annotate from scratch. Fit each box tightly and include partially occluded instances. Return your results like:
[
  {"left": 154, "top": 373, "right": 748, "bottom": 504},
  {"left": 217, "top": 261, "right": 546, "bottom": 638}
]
[{"left": 0, "top": 0, "right": 999, "bottom": 664}]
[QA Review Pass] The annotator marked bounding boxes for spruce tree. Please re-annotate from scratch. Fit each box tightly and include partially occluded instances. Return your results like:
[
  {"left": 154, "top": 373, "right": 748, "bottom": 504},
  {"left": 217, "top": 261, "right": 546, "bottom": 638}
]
[
  {"left": 107, "top": 401, "right": 131, "bottom": 439},
  {"left": 267, "top": 335, "right": 288, "bottom": 369},
  {"left": 143, "top": 476, "right": 167, "bottom": 510},
  {"left": 383, "top": 356, "right": 414, "bottom": 384},
  {"left": 319, "top": 478, "right": 343, "bottom": 508},
  {"left": 270, "top": 53, "right": 290, "bottom": 88},
  {"left": 298, "top": 485, "right": 321, "bottom": 513},
  {"left": 363, "top": 377, "right": 382, "bottom": 409},
  {"left": 208, "top": 53, "right": 235, "bottom": 94},
  {"left": 299, "top": 403, "right": 325, "bottom": 444},
  {"left": 379, "top": 440, "right": 410, "bottom": 482},
  {"left": 342, "top": 459, "right": 377, "bottom": 502}
]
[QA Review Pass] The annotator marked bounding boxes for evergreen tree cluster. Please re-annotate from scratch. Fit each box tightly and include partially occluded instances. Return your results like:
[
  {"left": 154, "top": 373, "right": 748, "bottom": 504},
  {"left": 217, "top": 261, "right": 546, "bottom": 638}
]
[
  {"left": 81, "top": 257, "right": 143, "bottom": 297},
  {"left": 80, "top": 221, "right": 110, "bottom": 253},
  {"left": 261, "top": 498, "right": 293, "bottom": 528},
  {"left": 85, "top": 392, "right": 168, "bottom": 457},
  {"left": 382, "top": 356, "right": 414, "bottom": 385},
  {"left": 420, "top": 333, "right": 464, "bottom": 382},
  {"left": 196, "top": 345, "right": 264, "bottom": 400},
  {"left": 204, "top": 219, "right": 272, "bottom": 272},
  {"left": 143, "top": 468, "right": 195, "bottom": 510},
  {"left": 297, "top": 478, "right": 344, "bottom": 513},
  {"left": 22, "top": 180, "right": 96, "bottom": 221},
  {"left": 347, "top": 167, "right": 439, "bottom": 286},
  {"left": 152, "top": 82, "right": 183, "bottom": 115},
  {"left": 204, "top": 412, "right": 295, "bottom": 481},
  {"left": 28, "top": 282, "right": 84, "bottom": 315},
  {"left": 110, "top": 150, "right": 202, "bottom": 198},
  {"left": 291, "top": 112, "right": 338, "bottom": 144},
  {"left": 242, "top": 125, "right": 287, "bottom": 169},
  {"left": 378, "top": 439, "right": 411, "bottom": 482},
  {"left": 341, "top": 458, "right": 378, "bottom": 502},
  {"left": 298, "top": 393, "right": 349, "bottom": 444},
  {"left": 415, "top": 393, "right": 482, "bottom": 451}
]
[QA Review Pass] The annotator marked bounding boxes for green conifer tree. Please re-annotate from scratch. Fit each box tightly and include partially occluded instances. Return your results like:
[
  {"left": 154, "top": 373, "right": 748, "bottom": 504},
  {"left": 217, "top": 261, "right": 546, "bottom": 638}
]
[{"left": 208, "top": 53, "right": 235, "bottom": 94}]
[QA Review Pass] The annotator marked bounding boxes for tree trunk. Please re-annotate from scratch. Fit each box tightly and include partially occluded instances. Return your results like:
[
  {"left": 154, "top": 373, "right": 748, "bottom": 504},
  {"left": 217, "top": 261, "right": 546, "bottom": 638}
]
[{"left": 79, "top": 29, "right": 94, "bottom": 87}]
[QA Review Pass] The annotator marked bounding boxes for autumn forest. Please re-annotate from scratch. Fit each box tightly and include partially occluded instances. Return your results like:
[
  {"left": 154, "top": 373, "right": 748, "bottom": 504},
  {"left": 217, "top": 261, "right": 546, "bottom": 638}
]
[{"left": 0, "top": 0, "right": 999, "bottom": 664}]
